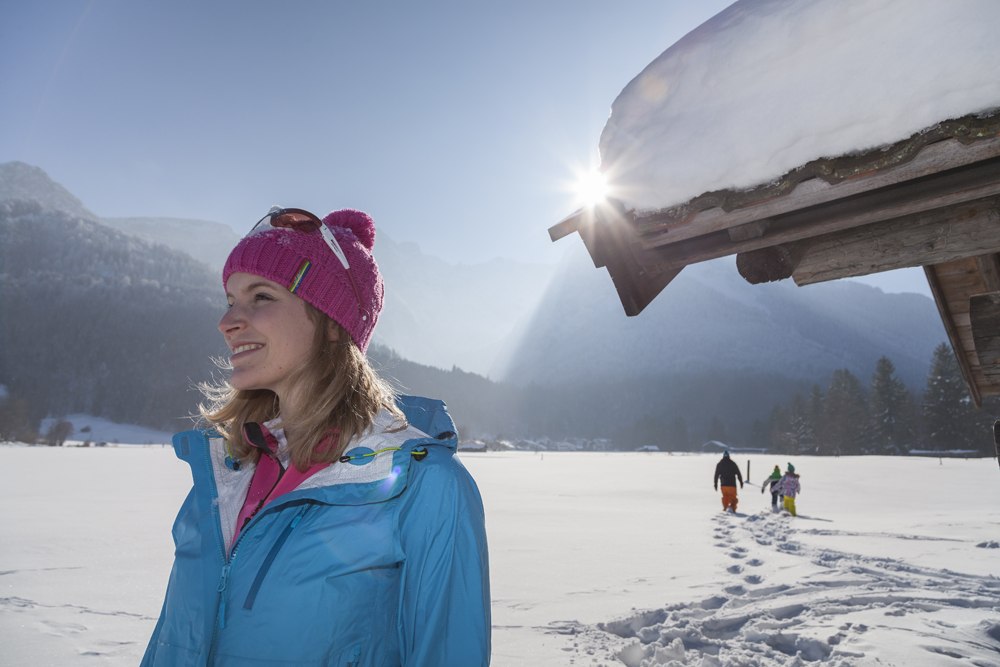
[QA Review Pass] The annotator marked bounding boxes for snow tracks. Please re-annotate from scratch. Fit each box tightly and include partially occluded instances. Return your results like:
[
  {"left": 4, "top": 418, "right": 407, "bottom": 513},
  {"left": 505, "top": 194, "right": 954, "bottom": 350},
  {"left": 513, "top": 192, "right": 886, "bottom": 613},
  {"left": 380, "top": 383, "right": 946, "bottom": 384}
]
[{"left": 584, "top": 510, "right": 1000, "bottom": 666}]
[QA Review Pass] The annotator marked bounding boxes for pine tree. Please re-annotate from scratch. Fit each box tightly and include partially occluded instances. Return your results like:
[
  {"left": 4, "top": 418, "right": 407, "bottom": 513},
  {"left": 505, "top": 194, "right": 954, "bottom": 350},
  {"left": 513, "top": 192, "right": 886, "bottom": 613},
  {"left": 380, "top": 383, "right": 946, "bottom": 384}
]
[
  {"left": 768, "top": 405, "right": 793, "bottom": 454},
  {"left": 922, "top": 343, "right": 973, "bottom": 451},
  {"left": 788, "top": 393, "right": 816, "bottom": 455},
  {"left": 823, "top": 369, "right": 869, "bottom": 455},
  {"left": 666, "top": 416, "right": 690, "bottom": 451},
  {"left": 807, "top": 385, "right": 825, "bottom": 455},
  {"left": 869, "top": 356, "right": 915, "bottom": 454},
  {"left": 749, "top": 419, "right": 769, "bottom": 451}
]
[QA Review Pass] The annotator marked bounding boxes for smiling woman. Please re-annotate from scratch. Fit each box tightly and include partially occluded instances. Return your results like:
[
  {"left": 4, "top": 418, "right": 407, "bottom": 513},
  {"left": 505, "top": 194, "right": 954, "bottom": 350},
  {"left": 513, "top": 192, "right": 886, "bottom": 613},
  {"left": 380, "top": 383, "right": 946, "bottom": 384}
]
[
  {"left": 141, "top": 206, "right": 491, "bottom": 666},
  {"left": 221, "top": 274, "right": 321, "bottom": 403}
]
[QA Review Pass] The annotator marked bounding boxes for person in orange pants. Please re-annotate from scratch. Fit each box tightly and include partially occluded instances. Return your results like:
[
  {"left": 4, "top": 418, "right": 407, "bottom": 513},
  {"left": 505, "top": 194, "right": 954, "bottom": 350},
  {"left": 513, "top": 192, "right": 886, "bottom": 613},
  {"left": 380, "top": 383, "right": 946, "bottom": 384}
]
[
  {"left": 721, "top": 485, "right": 739, "bottom": 512},
  {"left": 713, "top": 450, "right": 744, "bottom": 512}
]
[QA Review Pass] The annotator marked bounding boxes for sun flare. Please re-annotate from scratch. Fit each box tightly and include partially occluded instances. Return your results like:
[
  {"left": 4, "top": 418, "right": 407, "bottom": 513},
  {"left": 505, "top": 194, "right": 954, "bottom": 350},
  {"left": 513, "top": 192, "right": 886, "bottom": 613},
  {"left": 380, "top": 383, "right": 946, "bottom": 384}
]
[{"left": 573, "top": 168, "right": 610, "bottom": 208}]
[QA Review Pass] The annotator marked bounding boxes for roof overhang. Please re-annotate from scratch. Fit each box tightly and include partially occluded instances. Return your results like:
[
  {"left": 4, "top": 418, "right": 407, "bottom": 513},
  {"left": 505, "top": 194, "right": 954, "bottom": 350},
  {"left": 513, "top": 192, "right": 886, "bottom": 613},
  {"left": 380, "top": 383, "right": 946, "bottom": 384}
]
[{"left": 551, "top": 111, "right": 1000, "bottom": 404}]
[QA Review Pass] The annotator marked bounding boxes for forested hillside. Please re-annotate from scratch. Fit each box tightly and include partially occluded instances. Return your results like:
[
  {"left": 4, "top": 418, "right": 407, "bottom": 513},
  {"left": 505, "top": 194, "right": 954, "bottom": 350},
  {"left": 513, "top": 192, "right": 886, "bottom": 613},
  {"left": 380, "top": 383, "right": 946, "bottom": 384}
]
[{"left": 0, "top": 198, "right": 225, "bottom": 431}]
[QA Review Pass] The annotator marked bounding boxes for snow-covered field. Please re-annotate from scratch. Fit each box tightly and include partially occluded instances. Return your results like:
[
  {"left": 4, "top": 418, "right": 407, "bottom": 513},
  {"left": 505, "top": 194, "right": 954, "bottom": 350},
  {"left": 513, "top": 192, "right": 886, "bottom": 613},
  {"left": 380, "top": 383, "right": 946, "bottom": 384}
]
[{"left": 1, "top": 446, "right": 998, "bottom": 666}]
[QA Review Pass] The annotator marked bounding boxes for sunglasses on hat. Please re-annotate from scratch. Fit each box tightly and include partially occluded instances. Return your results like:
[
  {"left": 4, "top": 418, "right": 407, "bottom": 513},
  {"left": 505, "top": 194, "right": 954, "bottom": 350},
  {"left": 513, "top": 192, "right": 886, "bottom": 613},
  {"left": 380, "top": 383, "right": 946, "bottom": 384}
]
[
  {"left": 249, "top": 206, "right": 352, "bottom": 270},
  {"left": 248, "top": 206, "right": 367, "bottom": 321}
]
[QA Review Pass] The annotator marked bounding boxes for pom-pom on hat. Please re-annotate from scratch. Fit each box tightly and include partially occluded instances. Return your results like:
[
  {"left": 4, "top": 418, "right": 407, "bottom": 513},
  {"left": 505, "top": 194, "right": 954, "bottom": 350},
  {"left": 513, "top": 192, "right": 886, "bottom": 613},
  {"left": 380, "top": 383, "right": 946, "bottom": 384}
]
[{"left": 222, "top": 208, "right": 384, "bottom": 352}]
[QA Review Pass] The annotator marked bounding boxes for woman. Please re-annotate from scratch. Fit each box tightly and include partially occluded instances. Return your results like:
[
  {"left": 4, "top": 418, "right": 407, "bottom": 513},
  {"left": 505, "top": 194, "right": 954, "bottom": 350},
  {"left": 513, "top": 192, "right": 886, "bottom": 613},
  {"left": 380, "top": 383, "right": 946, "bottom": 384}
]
[{"left": 142, "top": 207, "right": 491, "bottom": 666}]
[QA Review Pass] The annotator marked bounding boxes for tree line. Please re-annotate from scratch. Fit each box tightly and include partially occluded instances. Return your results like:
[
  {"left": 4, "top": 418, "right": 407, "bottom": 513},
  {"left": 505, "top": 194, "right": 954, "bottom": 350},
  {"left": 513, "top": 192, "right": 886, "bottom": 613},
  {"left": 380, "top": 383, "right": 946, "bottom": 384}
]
[{"left": 755, "top": 343, "right": 996, "bottom": 456}]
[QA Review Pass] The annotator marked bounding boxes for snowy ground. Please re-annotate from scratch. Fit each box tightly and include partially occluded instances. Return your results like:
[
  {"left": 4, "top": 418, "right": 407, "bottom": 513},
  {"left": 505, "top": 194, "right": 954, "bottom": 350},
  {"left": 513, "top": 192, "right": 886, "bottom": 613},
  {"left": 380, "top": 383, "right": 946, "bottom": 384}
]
[
  {"left": 1, "top": 446, "right": 998, "bottom": 666},
  {"left": 38, "top": 414, "right": 174, "bottom": 446}
]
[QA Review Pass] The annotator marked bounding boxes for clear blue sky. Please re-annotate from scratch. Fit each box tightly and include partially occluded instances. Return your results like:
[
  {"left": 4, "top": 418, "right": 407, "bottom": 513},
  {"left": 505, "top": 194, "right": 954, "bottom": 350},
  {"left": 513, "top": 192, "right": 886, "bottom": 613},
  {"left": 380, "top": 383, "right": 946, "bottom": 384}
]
[{"left": 0, "top": 0, "right": 733, "bottom": 264}]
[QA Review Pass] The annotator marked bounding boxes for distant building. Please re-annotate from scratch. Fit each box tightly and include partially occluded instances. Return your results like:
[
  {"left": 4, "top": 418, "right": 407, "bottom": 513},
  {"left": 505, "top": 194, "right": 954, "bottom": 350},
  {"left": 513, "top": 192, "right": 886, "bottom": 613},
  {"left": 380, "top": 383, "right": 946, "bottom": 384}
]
[{"left": 701, "top": 440, "right": 768, "bottom": 454}]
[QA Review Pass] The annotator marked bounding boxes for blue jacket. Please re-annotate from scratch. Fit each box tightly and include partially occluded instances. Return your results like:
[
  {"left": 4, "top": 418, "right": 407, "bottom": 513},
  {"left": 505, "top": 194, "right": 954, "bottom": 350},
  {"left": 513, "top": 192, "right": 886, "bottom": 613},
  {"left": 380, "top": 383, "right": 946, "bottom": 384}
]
[{"left": 141, "top": 396, "right": 491, "bottom": 666}]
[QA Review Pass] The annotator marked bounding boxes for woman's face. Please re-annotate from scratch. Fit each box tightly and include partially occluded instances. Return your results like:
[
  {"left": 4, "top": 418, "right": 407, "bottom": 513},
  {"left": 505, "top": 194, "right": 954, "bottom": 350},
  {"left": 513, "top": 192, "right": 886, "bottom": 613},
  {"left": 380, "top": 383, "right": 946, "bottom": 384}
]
[{"left": 219, "top": 272, "right": 320, "bottom": 400}]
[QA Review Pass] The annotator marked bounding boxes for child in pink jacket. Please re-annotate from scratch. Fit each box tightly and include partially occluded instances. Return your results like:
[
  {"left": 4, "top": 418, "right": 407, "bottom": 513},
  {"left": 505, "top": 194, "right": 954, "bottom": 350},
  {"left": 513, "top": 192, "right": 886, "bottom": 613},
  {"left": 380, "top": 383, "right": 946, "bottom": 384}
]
[{"left": 774, "top": 462, "right": 801, "bottom": 516}]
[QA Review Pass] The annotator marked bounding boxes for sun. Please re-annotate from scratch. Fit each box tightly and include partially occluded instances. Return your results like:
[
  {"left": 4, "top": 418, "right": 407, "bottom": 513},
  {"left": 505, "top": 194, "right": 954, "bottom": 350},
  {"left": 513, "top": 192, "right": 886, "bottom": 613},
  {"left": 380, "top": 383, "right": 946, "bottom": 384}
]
[{"left": 572, "top": 167, "right": 610, "bottom": 208}]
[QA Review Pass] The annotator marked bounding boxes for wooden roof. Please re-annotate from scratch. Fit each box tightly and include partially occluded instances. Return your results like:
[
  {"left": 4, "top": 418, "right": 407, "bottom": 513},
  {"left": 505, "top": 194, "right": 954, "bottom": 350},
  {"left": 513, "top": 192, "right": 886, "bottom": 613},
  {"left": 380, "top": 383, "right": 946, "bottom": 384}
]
[{"left": 550, "top": 111, "right": 1000, "bottom": 405}]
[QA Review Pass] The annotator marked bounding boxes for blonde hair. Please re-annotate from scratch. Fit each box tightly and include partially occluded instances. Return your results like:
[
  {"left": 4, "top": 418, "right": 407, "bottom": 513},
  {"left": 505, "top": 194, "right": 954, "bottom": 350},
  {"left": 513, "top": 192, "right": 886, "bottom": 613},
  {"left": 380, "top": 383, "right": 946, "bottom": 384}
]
[{"left": 199, "top": 303, "right": 405, "bottom": 471}]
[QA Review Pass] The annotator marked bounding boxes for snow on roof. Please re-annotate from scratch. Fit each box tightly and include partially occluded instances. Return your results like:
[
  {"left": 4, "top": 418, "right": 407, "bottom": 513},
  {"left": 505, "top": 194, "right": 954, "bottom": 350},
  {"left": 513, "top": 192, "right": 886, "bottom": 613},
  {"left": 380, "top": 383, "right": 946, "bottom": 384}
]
[{"left": 600, "top": 0, "right": 1000, "bottom": 214}]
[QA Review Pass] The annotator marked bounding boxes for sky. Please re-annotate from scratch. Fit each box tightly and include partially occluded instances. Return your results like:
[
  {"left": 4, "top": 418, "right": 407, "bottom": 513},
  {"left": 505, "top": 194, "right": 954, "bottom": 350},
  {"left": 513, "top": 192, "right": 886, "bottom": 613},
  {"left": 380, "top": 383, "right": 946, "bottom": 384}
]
[
  {"left": 2, "top": 444, "right": 998, "bottom": 665},
  {"left": 0, "top": 0, "right": 937, "bottom": 297},
  {"left": 0, "top": 0, "right": 732, "bottom": 266}
]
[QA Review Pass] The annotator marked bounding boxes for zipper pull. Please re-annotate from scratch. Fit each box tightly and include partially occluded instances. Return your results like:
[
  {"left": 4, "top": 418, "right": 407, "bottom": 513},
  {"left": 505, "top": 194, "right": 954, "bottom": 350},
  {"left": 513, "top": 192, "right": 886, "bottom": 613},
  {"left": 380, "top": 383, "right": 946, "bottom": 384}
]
[{"left": 217, "top": 563, "right": 231, "bottom": 629}]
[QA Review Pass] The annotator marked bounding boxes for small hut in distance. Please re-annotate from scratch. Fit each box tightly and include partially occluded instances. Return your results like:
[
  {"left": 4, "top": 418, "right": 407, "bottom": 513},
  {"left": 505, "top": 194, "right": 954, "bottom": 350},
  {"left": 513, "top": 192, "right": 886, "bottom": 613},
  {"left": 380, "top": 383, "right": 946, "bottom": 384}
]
[{"left": 550, "top": 0, "right": 1000, "bottom": 405}]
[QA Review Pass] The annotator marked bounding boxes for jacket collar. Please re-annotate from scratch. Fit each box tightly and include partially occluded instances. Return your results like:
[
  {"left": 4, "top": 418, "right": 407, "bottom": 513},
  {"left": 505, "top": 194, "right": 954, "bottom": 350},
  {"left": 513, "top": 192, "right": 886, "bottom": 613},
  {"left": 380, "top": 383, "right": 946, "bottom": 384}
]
[{"left": 172, "top": 395, "right": 458, "bottom": 510}]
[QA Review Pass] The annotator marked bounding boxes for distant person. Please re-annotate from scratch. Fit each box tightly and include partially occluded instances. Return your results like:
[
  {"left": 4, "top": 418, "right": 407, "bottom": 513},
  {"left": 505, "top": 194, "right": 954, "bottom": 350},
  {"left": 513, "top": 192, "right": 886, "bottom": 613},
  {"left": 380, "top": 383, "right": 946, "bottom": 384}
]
[
  {"left": 774, "top": 462, "right": 801, "bottom": 516},
  {"left": 142, "top": 207, "right": 490, "bottom": 665},
  {"left": 761, "top": 464, "right": 782, "bottom": 510},
  {"left": 713, "top": 450, "right": 744, "bottom": 512}
]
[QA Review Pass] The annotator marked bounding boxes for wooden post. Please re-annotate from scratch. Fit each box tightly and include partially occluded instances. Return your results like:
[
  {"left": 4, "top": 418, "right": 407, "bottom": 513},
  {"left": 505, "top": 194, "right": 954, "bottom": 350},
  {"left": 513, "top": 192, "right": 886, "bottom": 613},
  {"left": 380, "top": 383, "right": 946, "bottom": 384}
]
[{"left": 993, "top": 420, "right": 1000, "bottom": 471}]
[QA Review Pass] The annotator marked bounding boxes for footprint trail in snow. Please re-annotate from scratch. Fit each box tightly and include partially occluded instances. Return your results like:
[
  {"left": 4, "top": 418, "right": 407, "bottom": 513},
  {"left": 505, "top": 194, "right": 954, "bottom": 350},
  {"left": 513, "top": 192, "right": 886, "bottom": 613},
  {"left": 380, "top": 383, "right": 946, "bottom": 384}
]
[{"left": 575, "top": 509, "right": 1000, "bottom": 666}]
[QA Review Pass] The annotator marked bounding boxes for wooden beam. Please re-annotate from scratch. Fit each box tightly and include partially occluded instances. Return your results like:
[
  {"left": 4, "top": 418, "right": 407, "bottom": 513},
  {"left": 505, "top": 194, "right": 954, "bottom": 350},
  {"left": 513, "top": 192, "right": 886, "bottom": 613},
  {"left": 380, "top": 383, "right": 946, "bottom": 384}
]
[
  {"left": 609, "top": 263, "right": 683, "bottom": 317},
  {"left": 728, "top": 219, "right": 771, "bottom": 242},
  {"left": 975, "top": 254, "right": 1000, "bottom": 292},
  {"left": 925, "top": 263, "right": 983, "bottom": 407},
  {"left": 971, "top": 292, "right": 1000, "bottom": 385},
  {"left": 639, "top": 135, "right": 1000, "bottom": 245},
  {"left": 642, "top": 156, "right": 1000, "bottom": 270},
  {"left": 549, "top": 208, "right": 585, "bottom": 242},
  {"left": 791, "top": 198, "right": 1000, "bottom": 285},
  {"left": 576, "top": 202, "right": 680, "bottom": 315},
  {"left": 737, "top": 245, "right": 804, "bottom": 284}
]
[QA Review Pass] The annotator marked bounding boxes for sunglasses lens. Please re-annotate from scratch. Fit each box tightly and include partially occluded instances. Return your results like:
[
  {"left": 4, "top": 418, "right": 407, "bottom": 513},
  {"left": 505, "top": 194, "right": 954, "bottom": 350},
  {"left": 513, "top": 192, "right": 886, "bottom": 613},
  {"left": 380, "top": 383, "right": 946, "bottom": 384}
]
[{"left": 269, "top": 209, "right": 321, "bottom": 232}]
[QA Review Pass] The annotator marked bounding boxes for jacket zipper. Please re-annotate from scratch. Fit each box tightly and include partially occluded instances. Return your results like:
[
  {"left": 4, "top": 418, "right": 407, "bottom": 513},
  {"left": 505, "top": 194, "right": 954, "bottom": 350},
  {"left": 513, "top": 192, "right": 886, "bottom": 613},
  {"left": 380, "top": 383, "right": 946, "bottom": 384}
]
[
  {"left": 208, "top": 495, "right": 289, "bottom": 660},
  {"left": 243, "top": 505, "right": 310, "bottom": 610},
  {"left": 206, "top": 438, "right": 230, "bottom": 665}
]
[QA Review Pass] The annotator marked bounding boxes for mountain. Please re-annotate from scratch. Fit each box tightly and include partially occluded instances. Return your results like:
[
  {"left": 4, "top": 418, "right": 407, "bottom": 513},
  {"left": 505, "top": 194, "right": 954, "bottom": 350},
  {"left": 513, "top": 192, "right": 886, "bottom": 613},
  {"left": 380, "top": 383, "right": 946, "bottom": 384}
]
[
  {"left": 372, "top": 236, "right": 552, "bottom": 376},
  {"left": 0, "top": 162, "right": 94, "bottom": 219},
  {"left": 500, "top": 243, "right": 945, "bottom": 389},
  {"left": 484, "top": 243, "right": 949, "bottom": 445},
  {"left": 100, "top": 216, "right": 240, "bottom": 272},
  {"left": 0, "top": 198, "right": 226, "bottom": 431}
]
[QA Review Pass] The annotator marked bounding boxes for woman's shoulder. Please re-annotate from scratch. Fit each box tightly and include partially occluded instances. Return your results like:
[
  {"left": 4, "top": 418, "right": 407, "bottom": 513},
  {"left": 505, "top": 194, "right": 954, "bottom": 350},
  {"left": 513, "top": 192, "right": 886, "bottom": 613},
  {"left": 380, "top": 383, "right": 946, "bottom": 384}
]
[{"left": 360, "top": 409, "right": 452, "bottom": 452}]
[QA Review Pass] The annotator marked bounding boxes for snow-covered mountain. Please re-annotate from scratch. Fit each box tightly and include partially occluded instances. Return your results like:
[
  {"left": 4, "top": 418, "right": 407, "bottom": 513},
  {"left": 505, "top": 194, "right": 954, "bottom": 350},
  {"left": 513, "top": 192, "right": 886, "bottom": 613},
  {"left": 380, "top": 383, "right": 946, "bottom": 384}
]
[
  {"left": 498, "top": 243, "right": 946, "bottom": 391},
  {"left": 0, "top": 162, "right": 94, "bottom": 220}
]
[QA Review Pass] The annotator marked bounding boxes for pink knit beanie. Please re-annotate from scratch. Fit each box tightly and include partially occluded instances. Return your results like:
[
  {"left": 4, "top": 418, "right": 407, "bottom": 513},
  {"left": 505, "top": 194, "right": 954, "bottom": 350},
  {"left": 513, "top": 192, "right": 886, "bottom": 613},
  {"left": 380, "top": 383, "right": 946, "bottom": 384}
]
[{"left": 222, "top": 209, "right": 383, "bottom": 352}]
